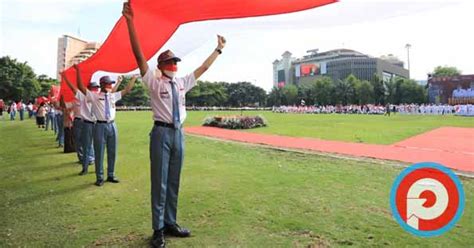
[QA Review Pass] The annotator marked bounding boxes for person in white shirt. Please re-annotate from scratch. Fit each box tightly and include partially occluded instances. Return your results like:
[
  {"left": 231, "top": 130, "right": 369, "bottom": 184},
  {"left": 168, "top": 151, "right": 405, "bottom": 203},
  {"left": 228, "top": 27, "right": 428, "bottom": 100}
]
[
  {"left": 123, "top": 2, "right": 226, "bottom": 245},
  {"left": 27, "top": 102, "right": 34, "bottom": 118},
  {"left": 9, "top": 102, "right": 17, "bottom": 121},
  {"left": 76, "top": 64, "right": 136, "bottom": 186},
  {"left": 45, "top": 102, "right": 56, "bottom": 131},
  {"left": 63, "top": 70, "right": 101, "bottom": 175},
  {"left": 18, "top": 101, "right": 26, "bottom": 121}
]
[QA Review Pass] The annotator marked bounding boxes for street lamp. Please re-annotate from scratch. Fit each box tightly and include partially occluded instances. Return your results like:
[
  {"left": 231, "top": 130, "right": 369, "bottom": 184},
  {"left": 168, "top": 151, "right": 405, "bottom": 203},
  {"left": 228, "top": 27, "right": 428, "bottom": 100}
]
[{"left": 405, "top": 43, "right": 411, "bottom": 78}]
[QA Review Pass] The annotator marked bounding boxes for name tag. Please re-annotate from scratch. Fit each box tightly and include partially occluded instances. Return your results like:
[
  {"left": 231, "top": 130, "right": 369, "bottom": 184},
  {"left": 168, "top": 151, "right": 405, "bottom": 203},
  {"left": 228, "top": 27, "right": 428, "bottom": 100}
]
[{"left": 160, "top": 91, "right": 170, "bottom": 99}]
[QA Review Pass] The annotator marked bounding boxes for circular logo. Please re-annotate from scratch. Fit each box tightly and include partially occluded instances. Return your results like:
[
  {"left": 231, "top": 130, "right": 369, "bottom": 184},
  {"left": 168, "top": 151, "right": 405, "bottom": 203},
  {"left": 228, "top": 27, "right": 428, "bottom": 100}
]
[{"left": 390, "top": 162, "right": 465, "bottom": 237}]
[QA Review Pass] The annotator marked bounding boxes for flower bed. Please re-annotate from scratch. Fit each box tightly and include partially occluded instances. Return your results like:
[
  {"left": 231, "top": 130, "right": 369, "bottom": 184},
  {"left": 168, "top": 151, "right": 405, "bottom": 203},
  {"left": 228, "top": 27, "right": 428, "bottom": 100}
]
[{"left": 203, "top": 115, "right": 267, "bottom": 129}]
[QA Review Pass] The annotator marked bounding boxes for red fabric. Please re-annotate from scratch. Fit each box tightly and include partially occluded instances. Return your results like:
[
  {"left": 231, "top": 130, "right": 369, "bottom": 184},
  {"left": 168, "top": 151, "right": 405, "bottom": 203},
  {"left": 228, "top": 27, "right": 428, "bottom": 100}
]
[
  {"left": 60, "top": 0, "right": 337, "bottom": 101},
  {"left": 36, "top": 96, "right": 48, "bottom": 105},
  {"left": 49, "top": 85, "right": 61, "bottom": 103}
]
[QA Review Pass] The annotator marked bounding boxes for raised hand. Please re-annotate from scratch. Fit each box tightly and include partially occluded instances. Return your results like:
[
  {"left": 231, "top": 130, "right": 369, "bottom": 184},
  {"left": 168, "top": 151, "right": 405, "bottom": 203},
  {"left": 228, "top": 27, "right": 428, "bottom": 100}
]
[
  {"left": 217, "top": 35, "right": 226, "bottom": 50},
  {"left": 122, "top": 1, "right": 133, "bottom": 21}
]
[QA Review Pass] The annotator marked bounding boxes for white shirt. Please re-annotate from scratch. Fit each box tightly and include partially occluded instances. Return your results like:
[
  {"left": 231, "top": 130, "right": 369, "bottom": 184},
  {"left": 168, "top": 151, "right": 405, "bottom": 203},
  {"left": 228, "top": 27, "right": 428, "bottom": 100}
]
[
  {"left": 76, "top": 91, "right": 96, "bottom": 122},
  {"left": 142, "top": 67, "right": 197, "bottom": 124},
  {"left": 86, "top": 90, "right": 122, "bottom": 122}
]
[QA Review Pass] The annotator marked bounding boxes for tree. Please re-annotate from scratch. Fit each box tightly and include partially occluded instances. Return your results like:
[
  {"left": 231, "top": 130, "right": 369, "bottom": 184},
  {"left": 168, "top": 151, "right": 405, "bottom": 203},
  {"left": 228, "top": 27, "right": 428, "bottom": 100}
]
[
  {"left": 334, "top": 75, "right": 357, "bottom": 105},
  {"left": 267, "top": 87, "right": 283, "bottom": 107},
  {"left": 37, "top": 75, "right": 59, "bottom": 97},
  {"left": 281, "top": 84, "right": 298, "bottom": 105},
  {"left": 225, "top": 82, "right": 266, "bottom": 107},
  {"left": 115, "top": 76, "right": 149, "bottom": 106},
  {"left": 344, "top": 74, "right": 359, "bottom": 104},
  {"left": 396, "top": 78, "right": 427, "bottom": 104},
  {"left": 384, "top": 78, "right": 397, "bottom": 104},
  {"left": 355, "top": 80, "right": 374, "bottom": 105},
  {"left": 186, "top": 81, "right": 228, "bottom": 106},
  {"left": 313, "top": 77, "right": 334, "bottom": 105},
  {"left": 432, "top": 66, "right": 461, "bottom": 77},
  {"left": 0, "top": 56, "right": 40, "bottom": 101},
  {"left": 370, "top": 74, "right": 385, "bottom": 105}
]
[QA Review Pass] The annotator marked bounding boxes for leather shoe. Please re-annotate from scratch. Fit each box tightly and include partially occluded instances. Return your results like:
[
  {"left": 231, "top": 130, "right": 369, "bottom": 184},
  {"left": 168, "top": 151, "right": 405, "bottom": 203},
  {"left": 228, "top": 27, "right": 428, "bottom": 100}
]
[
  {"left": 106, "top": 177, "right": 120, "bottom": 183},
  {"left": 164, "top": 224, "right": 191, "bottom": 237},
  {"left": 95, "top": 180, "right": 104, "bottom": 187},
  {"left": 150, "top": 229, "right": 165, "bottom": 248},
  {"left": 78, "top": 170, "right": 88, "bottom": 176}
]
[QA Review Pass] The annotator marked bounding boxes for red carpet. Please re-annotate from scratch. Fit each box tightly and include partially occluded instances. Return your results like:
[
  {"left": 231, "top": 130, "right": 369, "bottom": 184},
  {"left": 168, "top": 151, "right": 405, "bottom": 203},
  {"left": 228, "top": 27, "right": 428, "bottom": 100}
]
[{"left": 185, "top": 126, "right": 474, "bottom": 173}]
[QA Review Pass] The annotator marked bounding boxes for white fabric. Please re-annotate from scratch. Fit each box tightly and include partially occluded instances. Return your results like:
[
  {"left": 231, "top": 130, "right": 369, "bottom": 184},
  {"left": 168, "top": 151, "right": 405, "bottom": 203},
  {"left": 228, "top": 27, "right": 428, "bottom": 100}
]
[
  {"left": 86, "top": 90, "right": 122, "bottom": 121},
  {"left": 142, "top": 66, "right": 197, "bottom": 124},
  {"left": 75, "top": 91, "right": 96, "bottom": 122}
]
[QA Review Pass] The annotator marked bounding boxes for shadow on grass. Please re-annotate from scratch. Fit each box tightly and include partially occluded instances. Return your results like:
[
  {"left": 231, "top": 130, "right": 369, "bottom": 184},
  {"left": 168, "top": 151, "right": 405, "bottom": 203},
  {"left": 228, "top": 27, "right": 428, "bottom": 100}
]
[
  {"left": 10, "top": 182, "right": 95, "bottom": 206},
  {"left": 2, "top": 172, "right": 86, "bottom": 193},
  {"left": 28, "top": 161, "right": 79, "bottom": 172},
  {"left": 86, "top": 231, "right": 151, "bottom": 247}
]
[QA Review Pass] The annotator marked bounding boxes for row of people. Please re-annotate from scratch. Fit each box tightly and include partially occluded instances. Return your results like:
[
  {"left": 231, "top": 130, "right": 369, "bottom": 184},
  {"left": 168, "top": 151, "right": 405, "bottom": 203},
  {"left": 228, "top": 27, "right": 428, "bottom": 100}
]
[
  {"left": 0, "top": 100, "right": 35, "bottom": 121},
  {"left": 16, "top": 4, "right": 223, "bottom": 247},
  {"left": 452, "top": 88, "right": 474, "bottom": 98},
  {"left": 273, "top": 104, "right": 472, "bottom": 116},
  {"left": 61, "top": 65, "right": 136, "bottom": 184}
]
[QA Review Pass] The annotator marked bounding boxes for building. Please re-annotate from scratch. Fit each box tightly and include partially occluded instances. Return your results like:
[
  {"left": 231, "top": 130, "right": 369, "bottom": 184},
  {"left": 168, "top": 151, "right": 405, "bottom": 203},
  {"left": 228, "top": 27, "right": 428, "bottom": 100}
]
[
  {"left": 272, "top": 49, "right": 409, "bottom": 88},
  {"left": 56, "top": 35, "right": 101, "bottom": 80},
  {"left": 428, "top": 75, "right": 474, "bottom": 104}
]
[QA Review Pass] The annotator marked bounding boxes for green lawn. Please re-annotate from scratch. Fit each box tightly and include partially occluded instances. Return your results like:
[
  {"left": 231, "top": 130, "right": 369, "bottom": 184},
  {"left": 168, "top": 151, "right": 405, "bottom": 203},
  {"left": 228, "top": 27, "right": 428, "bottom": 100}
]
[
  {"left": 0, "top": 114, "right": 473, "bottom": 247},
  {"left": 184, "top": 110, "right": 474, "bottom": 144}
]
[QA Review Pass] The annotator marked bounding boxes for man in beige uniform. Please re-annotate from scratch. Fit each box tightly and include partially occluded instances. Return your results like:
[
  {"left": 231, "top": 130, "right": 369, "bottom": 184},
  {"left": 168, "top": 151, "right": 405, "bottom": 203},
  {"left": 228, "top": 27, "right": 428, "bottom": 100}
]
[{"left": 123, "top": 2, "right": 226, "bottom": 247}]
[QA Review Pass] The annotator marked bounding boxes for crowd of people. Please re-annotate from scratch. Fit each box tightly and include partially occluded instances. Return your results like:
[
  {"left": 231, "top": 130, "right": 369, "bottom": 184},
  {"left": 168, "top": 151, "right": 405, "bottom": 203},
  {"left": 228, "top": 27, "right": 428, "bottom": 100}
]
[
  {"left": 0, "top": 99, "right": 36, "bottom": 121},
  {"left": 452, "top": 88, "right": 474, "bottom": 98},
  {"left": 272, "top": 103, "right": 474, "bottom": 116}
]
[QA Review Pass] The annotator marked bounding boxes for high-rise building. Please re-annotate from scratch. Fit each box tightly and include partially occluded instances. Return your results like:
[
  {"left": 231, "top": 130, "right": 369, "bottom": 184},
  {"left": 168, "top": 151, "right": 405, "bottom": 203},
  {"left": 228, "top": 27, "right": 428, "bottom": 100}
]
[
  {"left": 273, "top": 48, "right": 409, "bottom": 88},
  {"left": 56, "top": 35, "right": 100, "bottom": 80}
]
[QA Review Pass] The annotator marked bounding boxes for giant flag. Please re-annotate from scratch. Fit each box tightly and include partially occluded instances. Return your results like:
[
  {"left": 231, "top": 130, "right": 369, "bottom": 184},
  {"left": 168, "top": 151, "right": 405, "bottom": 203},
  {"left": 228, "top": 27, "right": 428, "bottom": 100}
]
[{"left": 60, "top": 0, "right": 337, "bottom": 101}]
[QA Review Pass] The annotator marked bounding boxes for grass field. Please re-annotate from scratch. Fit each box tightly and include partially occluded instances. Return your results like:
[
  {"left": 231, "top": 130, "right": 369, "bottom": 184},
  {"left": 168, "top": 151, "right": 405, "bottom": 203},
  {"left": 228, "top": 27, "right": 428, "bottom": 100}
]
[
  {"left": 0, "top": 112, "right": 473, "bottom": 247},
  {"left": 187, "top": 111, "right": 474, "bottom": 144}
]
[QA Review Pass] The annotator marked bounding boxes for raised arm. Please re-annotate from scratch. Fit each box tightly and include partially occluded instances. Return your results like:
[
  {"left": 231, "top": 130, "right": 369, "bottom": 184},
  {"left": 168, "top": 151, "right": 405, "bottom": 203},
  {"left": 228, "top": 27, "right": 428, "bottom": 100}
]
[
  {"left": 112, "top": 75, "right": 123, "bottom": 93},
  {"left": 61, "top": 71, "right": 78, "bottom": 94},
  {"left": 59, "top": 95, "right": 66, "bottom": 109},
  {"left": 194, "top": 35, "right": 226, "bottom": 80},
  {"left": 123, "top": 1, "right": 149, "bottom": 76},
  {"left": 121, "top": 76, "right": 137, "bottom": 97},
  {"left": 74, "top": 64, "right": 87, "bottom": 95}
]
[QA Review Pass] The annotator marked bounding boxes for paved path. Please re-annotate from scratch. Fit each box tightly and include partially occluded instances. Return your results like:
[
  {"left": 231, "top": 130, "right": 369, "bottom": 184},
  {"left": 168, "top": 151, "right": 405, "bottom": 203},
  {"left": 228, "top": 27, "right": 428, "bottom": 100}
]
[{"left": 185, "top": 126, "right": 474, "bottom": 173}]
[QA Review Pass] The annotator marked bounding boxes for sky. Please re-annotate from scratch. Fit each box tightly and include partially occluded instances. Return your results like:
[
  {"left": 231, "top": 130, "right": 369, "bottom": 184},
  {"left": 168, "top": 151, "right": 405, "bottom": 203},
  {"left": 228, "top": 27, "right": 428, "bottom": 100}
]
[{"left": 1, "top": 0, "right": 473, "bottom": 91}]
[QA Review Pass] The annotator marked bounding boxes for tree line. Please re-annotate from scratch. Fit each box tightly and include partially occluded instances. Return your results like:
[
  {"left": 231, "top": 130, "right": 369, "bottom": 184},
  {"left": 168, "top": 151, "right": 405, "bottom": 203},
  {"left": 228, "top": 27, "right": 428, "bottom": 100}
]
[
  {"left": 0, "top": 55, "right": 461, "bottom": 107},
  {"left": 0, "top": 56, "right": 58, "bottom": 103}
]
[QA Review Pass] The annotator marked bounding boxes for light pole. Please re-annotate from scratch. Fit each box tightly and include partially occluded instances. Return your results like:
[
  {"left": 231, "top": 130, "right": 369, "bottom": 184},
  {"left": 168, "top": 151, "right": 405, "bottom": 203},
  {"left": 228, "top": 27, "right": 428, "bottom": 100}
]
[{"left": 405, "top": 43, "right": 411, "bottom": 78}]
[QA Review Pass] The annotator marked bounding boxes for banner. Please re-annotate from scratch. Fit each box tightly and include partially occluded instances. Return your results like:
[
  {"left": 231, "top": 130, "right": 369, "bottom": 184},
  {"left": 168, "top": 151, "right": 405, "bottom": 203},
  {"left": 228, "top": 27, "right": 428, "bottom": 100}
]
[{"left": 59, "top": 0, "right": 337, "bottom": 101}]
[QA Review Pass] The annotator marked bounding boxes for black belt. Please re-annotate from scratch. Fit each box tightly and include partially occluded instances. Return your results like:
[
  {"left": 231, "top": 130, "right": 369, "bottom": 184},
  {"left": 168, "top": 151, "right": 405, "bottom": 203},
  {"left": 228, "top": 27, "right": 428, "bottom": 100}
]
[
  {"left": 74, "top": 117, "right": 82, "bottom": 121},
  {"left": 83, "top": 120, "right": 95, "bottom": 124},
  {"left": 96, "top": 120, "right": 114, "bottom": 124},
  {"left": 154, "top": 121, "right": 176, "bottom": 129}
]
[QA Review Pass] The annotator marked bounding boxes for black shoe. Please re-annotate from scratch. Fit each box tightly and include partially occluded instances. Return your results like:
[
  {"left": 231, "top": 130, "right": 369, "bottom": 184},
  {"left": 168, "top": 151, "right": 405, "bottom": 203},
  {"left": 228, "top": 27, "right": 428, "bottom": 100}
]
[
  {"left": 78, "top": 170, "right": 88, "bottom": 176},
  {"left": 164, "top": 224, "right": 191, "bottom": 237},
  {"left": 95, "top": 180, "right": 104, "bottom": 187},
  {"left": 106, "top": 177, "right": 120, "bottom": 183},
  {"left": 151, "top": 230, "right": 165, "bottom": 248}
]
